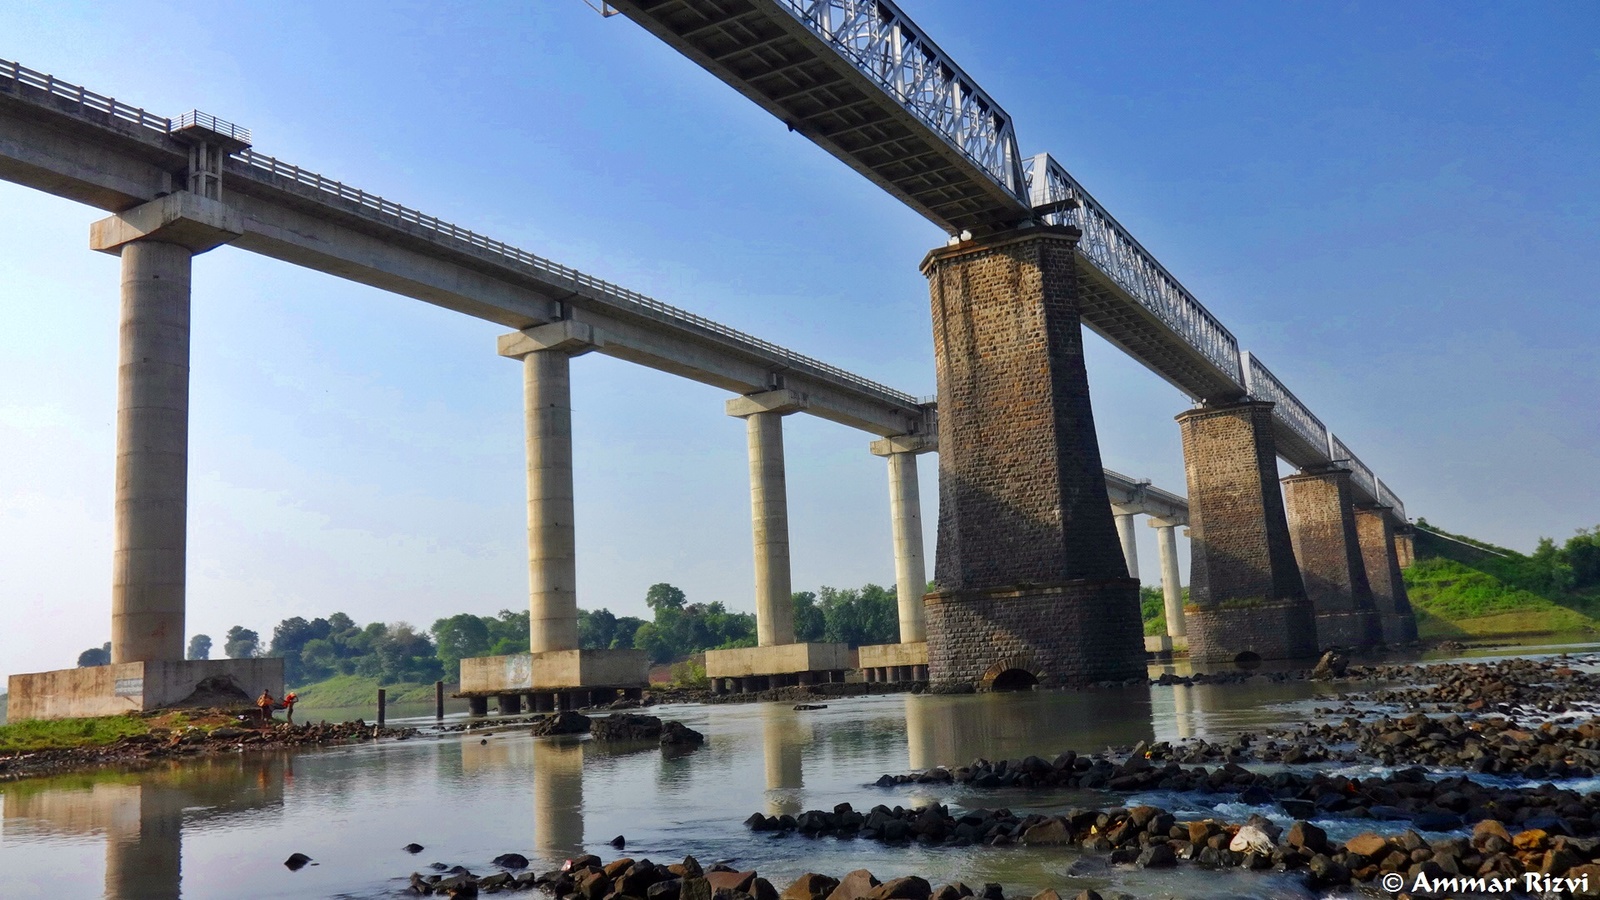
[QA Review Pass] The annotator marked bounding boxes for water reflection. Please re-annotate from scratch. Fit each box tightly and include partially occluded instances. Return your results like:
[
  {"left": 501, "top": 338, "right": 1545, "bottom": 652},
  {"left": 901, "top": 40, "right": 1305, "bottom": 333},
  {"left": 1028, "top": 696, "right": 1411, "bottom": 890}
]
[
  {"left": 1, "top": 754, "right": 287, "bottom": 899},
  {"left": 460, "top": 733, "right": 585, "bottom": 859},
  {"left": 904, "top": 687, "right": 1156, "bottom": 770},
  {"left": 761, "top": 703, "right": 810, "bottom": 817}
]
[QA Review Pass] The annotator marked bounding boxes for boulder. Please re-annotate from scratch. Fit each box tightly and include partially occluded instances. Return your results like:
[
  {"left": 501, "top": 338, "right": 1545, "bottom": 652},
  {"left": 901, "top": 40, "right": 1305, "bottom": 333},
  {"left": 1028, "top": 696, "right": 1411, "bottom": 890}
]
[
  {"left": 592, "top": 714, "right": 663, "bottom": 742},
  {"left": 824, "top": 870, "right": 881, "bottom": 900},
  {"left": 284, "top": 852, "right": 312, "bottom": 871},
  {"left": 494, "top": 853, "right": 529, "bottom": 869},
  {"left": 532, "top": 710, "right": 591, "bottom": 736},
  {"left": 781, "top": 874, "right": 840, "bottom": 900},
  {"left": 1344, "top": 833, "right": 1393, "bottom": 859},
  {"left": 1229, "top": 825, "right": 1275, "bottom": 855},
  {"left": 660, "top": 721, "right": 706, "bottom": 746}
]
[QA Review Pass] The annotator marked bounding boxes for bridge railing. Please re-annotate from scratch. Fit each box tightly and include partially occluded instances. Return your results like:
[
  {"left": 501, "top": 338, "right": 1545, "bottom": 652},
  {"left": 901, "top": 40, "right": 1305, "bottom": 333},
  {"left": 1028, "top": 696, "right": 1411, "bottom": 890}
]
[
  {"left": 235, "top": 155, "right": 920, "bottom": 410},
  {"left": 1329, "top": 434, "right": 1378, "bottom": 501},
  {"left": 1240, "top": 351, "right": 1329, "bottom": 463},
  {"left": 776, "top": 0, "right": 1029, "bottom": 208},
  {"left": 1025, "top": 153, "right": 1243, "bottom": 386},
  {"left": 1, "top": 58, "right": 171, "bottom": 133},
  {"left": 1377, "top": 478, "right": 1406, "bottom": 522}
]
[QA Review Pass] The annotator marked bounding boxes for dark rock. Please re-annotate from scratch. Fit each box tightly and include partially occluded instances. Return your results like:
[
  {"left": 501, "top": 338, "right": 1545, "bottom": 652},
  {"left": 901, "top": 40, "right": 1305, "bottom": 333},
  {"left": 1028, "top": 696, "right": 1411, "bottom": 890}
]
[
  {"left": 708, "top": 871, "right": 758, "bottom": 894},
  {"left": 866, "top": 876, "right": 931, "bottom": 900},
  {"left": 592, "top": 713, "right": 663, "bottom": 742},
  {"left": 612, "top": 835, "right": 627, "bottom": 850},
  {"left": 661, "top": 721, "right": 706, "bottom": 746},
  {"left": 494, "top": 853, "right": 529, "bottom": 869},
  {"left": 404, "top": 843, "right": 425, "bottom": 854},
  {"left": 1286, "top": 821, "right": 1327, "bottom": 854},
  {"left": 284, "top": 852, "right": 312, "bottom": 871},
  {"left": 532, "top": 710, "right": 591, "bottom": 736},
  {"left": 1135, "top": 844, "right": 1176, "bottom": 868}
]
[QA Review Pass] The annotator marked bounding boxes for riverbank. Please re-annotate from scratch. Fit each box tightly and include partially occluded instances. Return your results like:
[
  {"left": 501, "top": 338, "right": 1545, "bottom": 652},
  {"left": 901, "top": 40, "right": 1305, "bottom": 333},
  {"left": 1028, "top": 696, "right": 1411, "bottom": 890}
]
[{"left": 0, "top": 710, "right": 419, "bottom": 782}]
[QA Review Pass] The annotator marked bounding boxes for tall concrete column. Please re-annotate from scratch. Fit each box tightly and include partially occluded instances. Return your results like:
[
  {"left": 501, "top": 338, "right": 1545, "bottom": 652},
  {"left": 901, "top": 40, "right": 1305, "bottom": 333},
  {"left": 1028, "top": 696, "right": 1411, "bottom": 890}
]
[
  {"left": 1151, "top": 520, "right": 1186, "bottom": 639},
  {"left": 870, "top": 434, "right": 935, "bottom": 644},
  {"left": 90, "top": 193, "right": 243, "bottom": 664},
  {"left": 726, "top": 390, "right": 808, "bottom": 647},
  {"left": 919, "top": 227, "right": 1144, "bottom": 688},
  {"left": 499, "top": 322, "right": 599, "bottom": 654},
  {"left": 1282, "top": 468, "right": 1381, "bottom": 650},
  {"left": 1355, "top": 508, "right": 1419, "bottom": 645},
  {"left": 1176, "top": 400, "right": 1317, "bottom": 664},
  {"left": 1113, "top": 512, "right": 1141, "bottom": 580}
]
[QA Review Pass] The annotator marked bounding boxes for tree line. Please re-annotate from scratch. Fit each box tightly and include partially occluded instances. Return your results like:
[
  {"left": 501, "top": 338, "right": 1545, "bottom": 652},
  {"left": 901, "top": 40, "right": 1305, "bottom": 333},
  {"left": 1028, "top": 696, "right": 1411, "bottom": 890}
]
[{"left": 74, "top": 581, "right": 904, "bottom": 687}]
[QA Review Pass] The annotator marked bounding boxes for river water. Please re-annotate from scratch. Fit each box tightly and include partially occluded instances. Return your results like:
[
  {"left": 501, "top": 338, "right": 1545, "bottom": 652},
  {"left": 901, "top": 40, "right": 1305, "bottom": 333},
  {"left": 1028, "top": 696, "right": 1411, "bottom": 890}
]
[{"left": 4, "top": 642, "right": 1597, "bottom": 900}]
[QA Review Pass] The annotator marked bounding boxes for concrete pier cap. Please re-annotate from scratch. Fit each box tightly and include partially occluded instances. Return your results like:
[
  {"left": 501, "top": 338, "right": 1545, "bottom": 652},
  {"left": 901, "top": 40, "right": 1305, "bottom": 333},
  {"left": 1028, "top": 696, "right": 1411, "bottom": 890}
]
[{"left": 90, "top": 192, "right": 244, "bottom": 256}]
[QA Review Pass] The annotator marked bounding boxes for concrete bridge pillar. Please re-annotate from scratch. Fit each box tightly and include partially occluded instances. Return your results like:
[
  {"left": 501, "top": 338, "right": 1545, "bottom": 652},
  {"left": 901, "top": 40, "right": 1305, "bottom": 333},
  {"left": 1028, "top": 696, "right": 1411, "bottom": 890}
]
[
  {"left": 1113, "top": 511, "right": 1141, "bottom": 580},
  {"left": 498, "top": 322, "right": 599, "bottom": 654},
  {"left": 89, "top": 193, "right": 243, "bottom": 664},
  {"left": 918, "top": 227, "right": 1144, "bottom": 688},
  {"left": 1176, "top": 400, "right": 1318, "bottom": 665},
  {"left": 869, "top": 434, "right": 935, "bottom": 644},
  {"left": 1356, "top": 508, "right": 1419, "bottom": 645},
  {"left": 726, "top": 390, "right": 808, "bottom": 647},
  {"left": 1150, "top": 519, "right": 1187, "bottom": 639},
  {"left": 1282, "top": 468, "right": 1382, "bottom": 650}
]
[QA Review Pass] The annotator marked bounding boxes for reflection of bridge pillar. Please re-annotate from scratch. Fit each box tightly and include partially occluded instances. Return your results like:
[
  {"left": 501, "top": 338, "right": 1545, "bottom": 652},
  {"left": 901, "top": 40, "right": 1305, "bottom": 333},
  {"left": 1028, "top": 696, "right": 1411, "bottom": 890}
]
[
  {"left": 533, "top": 739, "right": 586, "bottom": 861},
  {"left": 1177, "top": 401, "right": 1317, "bottom": 664},
  {"left": 1355, "top": 509, "right": 1419, "bottom": 645},
  {"left": 105, "top": 786, "right": 183, "bottom": 900},
  {"left": 91, "top": 195, "right": 243, "bottom": 663},
  {"left": 1150, "top": 520, "right": 1186, "bottom": 638},
  {"left": 920, "top": 229, "right": 1144, "bottom": 689},
  {"left": 760, "top": 706, "right": 805, "bottom": 818},
  {"left": 1282, "top": 469, "right": 1381, "bottom": 650},
  {"left": 1113, "top": 511, "right": 1141, "bottom": 580}
]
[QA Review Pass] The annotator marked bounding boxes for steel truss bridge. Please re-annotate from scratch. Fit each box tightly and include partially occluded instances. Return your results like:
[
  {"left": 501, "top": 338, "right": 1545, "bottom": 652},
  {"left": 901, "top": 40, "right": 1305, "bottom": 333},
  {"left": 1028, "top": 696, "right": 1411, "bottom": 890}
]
[{"left": 609, "top": 0, "right": 1407, "bottom": 523}]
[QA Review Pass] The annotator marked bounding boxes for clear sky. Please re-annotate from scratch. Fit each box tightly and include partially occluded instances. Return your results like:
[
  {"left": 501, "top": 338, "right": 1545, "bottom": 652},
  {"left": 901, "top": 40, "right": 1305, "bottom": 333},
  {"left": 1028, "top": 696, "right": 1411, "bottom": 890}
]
[{"left": 1, "top": 1, "right": 1595, "bottom": 678}]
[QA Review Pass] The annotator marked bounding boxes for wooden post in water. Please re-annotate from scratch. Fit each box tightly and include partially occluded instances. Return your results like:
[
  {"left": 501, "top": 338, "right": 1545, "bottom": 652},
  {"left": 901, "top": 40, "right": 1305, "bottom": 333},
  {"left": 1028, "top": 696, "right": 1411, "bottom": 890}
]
[
  {"left": 435, "top": 680, "right": 445, "bottom": 720},
  {"left": 377, "top": 688, "right": 387, "bottom": 728}
]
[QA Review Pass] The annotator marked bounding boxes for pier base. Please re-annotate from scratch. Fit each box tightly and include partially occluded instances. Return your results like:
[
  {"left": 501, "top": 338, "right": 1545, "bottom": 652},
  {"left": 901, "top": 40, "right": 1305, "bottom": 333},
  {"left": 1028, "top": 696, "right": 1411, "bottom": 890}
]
[
  {"left": 7, "top": 658, "right": 283, "bottom": 722},
  {"left": 458, "top": 649, "right": 648, "bottom": 711},
  {"left": 858, "top": 641, "right": 929, "bottom": 684},
  {"left": 704, "top": 642, "right": 848, "bottom": 694}
]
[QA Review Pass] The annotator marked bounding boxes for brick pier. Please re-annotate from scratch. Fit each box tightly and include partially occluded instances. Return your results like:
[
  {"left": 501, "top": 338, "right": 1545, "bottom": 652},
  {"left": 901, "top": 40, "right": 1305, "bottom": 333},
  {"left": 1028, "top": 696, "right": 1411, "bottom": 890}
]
[
  {"left": 919, "top": 227, "right": 1144, "bottom": 690},
  {"left": 1282, "top": 468, "right": 1382, "bottom": 649}
]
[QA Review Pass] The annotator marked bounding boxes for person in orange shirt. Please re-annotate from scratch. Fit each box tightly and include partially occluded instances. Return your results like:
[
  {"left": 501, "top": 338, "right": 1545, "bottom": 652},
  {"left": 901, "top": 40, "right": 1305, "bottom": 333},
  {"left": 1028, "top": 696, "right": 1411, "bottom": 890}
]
[{"left": 257, "top": 689, "right": 276, "bottom": 724}]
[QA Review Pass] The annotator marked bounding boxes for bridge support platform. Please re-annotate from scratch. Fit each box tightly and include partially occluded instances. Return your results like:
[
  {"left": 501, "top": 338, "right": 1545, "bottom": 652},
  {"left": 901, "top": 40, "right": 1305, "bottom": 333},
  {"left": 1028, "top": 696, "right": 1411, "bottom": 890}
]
[
  {"left": 1177, "top": 401, "right": 1318, "bottom": 665},
  {"left": 7, "top": 658, "right": 283, "bottom": 721},
  {"left": 1356, "top": 508, "right": 1420, "bottom": 645},
  {"left": 858, "top": 640, "right": 929, "bottom": 683},
  {"left": 705, "top": 643, "right": 849, "bottom": 694},
  {"left": 919, "top": 227, "right": 1144, "bottom": 690},
  {"left": 458, "top": 649, "right": 649, "bottom": 713},
  {"left": 1282, "top": 468, "right": 1382, "bottom": 650}
]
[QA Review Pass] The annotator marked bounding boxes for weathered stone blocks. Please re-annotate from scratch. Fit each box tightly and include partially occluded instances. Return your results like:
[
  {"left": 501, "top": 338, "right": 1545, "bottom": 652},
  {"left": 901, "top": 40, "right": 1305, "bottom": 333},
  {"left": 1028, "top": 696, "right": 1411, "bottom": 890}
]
[
  {"left": 1282, "top": 468, "right": 1381, "bottom": 649},
  {"left": 1177, "top": 401, "right": 1318, "bottom": 663},
  {"left": 1356, "top": 509, "right": 1420, "bottom": 645},
  {"left": 919, "top": 227, "right": 1144, "bottom": 687}
]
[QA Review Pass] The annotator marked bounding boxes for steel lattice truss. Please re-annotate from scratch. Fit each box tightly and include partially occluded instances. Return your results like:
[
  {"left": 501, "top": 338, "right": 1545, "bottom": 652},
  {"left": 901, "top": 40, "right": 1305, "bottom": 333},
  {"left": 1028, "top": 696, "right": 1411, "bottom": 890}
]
[
  {"left": 777, "top": 0, "right": 1029, "bottom": 208},
  {"left": 1330, "top": 435, "right": 1379, "bottom": 504},
  {"left": 1241, "top": 351, "right": 1330, "bottom": 464},
  {"left": 1025, "top": 153, "right": 1242, "bottom": 385}
]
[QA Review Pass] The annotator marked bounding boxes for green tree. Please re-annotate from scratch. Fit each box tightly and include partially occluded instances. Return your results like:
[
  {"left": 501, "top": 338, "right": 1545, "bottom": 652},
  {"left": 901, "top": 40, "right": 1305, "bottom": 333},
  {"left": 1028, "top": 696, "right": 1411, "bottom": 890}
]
[
  {"left": 1565, "top": 527, "right": 1600, "bottom": 588},
  {"left": 224, "top": 626, "right": 260, "bottom": 660},
  {"left": 792, "top": 591, "right": 825, "bottom": 641},
  {"left": 1531, "top": 537, "right": 1575, "bottom": 593},
  {"left": 578, "top": 608, "right": 619, "bottom": 650},
  {"left": 299, "top": 638, "right": 339, "bottom": 681},
  {"left": 77, "top": 642, "right": 111, "bottom": 667},
  {"left": 186, "top": 634, "right": 212, "bottom": 661},
  {"left": 818, "top": 583, "right": 897, "bottom": 647},
  {"left": 431, "top": 614, "right": 491, "bottom": 673},
  {"left": 646, "top": 583, "right": 687, "bottom": 613}
]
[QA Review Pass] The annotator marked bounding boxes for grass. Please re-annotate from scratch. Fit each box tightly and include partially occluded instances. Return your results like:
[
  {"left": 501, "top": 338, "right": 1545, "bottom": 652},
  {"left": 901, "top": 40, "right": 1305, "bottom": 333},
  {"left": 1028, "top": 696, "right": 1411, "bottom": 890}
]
[
  {"left": 290, "top": 674, "right": 451, "bottom": 710},
  {"left": 0, "top": 714, "right": 150, "bottom": 753},
  {"left": 1404, "top": 554, "right": 1600, "bottom": 640}
]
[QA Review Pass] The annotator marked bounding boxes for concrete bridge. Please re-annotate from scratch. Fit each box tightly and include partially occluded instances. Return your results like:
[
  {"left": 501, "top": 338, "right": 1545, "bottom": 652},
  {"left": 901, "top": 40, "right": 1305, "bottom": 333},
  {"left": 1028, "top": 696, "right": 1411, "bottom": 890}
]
[{"left": 3, "top": 0, "right": 1420, "bottom": 715}]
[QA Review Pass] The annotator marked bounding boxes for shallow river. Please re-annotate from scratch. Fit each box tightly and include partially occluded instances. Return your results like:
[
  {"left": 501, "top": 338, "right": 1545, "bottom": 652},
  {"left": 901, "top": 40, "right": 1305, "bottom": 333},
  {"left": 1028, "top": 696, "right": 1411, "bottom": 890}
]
[{"left": 4, "top": 642, "right": 1597, "bottom": 900}]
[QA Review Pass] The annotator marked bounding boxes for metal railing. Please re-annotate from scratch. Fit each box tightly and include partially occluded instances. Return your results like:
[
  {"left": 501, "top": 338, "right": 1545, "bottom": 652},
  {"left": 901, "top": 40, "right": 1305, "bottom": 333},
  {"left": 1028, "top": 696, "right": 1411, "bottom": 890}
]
[
  {"left": 777, "top": 0, "right": 1029, "bottom": 209},
  {"left": 0, "top": 55, "right": 921, "bottom": 411},
  {"left": 1, "top": 57, "right": 170, "bottom": 133},
  {"left": 1241, "top": 351, "right": 1328, "bottom": 461},
  {"left": 232, "top": 152, "right": 921, "bottom": 408},
  {"left": 1026, "top": 153, "right": 1243, "bottom": 385},
  {"left": 172, "top": 109, "right": 251, "bottom": 145},
  {"left": 1376, "top": 478, "right": 1406, "bottom": 522},
  {"left": 1328, "top": 434, "right": 1377, "bottom": 500}
]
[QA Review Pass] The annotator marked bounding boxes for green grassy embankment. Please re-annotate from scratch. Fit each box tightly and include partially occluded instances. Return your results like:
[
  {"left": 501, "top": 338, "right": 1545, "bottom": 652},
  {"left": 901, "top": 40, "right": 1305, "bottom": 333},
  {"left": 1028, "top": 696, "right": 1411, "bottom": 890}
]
[
  {"left": 1405, "top": 527, "right": 1600, "bottom": 641},
  {"left": 290, "top": 674, "right": 452, "bottom": 710},
  {"left": 0, "top": 709, "right": 238, "bottom": 754}
]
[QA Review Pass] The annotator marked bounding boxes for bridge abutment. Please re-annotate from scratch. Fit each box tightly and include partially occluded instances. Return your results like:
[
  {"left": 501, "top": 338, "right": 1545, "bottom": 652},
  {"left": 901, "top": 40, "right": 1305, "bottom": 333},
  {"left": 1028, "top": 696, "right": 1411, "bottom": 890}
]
[
  {"left": 918, "top": 227, "right": 1144, "bottom": 689},
  {"left": 1282, "top": 468, "right": 1382, "bottom": 650},
  {"left": 1177, "top": 400, "right": 1318, "bottom": 665},
  {"left": 1356, "top": 508, "right": 1420, "bottom": 645}
]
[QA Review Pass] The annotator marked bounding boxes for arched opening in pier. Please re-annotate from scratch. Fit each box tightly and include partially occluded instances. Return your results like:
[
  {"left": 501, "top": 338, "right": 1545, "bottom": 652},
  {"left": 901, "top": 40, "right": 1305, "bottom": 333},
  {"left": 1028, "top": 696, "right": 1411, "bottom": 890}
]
[
  {"left": 1233, "top": 651, "right": 1262, "bottom": 669},
  {"left": 989, "top": 669, "right": 1039, "bottom": 692}
]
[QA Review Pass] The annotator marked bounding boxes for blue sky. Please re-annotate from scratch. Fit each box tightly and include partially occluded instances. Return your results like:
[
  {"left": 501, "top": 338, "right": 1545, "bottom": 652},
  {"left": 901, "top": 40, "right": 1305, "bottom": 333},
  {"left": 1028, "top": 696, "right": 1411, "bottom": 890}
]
[{"left": 1, "top": 1, "right": 1595, "bottom": 677}]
